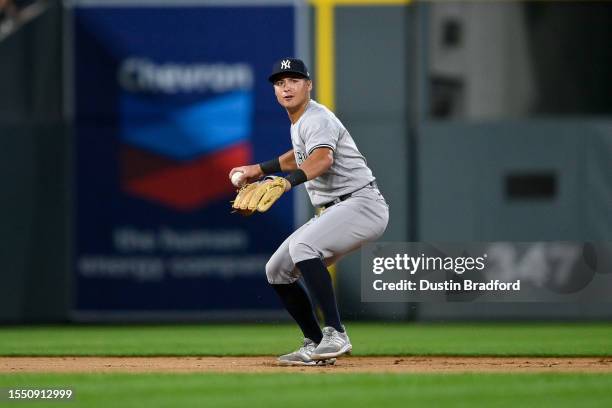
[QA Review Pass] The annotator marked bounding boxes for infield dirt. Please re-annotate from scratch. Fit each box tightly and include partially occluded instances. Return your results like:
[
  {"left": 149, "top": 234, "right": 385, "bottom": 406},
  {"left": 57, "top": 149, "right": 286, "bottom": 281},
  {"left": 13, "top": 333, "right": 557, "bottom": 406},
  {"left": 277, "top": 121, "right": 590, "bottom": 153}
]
[{"left": 2, "top": 357, "right": 612, "bottom": 374}]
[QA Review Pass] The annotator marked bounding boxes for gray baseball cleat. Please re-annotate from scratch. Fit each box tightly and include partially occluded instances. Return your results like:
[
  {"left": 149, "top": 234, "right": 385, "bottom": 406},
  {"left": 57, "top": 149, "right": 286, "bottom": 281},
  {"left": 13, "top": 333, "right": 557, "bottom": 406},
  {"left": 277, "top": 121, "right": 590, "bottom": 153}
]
[
  {"left": 310, "top": 326, "right": 352, "bottom": 360},
  {"left": 277, "top": 338, "right": 337, "bottom": 366}
]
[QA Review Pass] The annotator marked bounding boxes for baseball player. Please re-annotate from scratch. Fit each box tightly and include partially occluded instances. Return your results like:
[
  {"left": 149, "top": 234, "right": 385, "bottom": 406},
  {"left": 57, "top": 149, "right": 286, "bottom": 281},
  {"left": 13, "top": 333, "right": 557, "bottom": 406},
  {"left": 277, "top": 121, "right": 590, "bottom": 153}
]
[{"left": 229, "top": 58, "right": 389, "bottom": 366}]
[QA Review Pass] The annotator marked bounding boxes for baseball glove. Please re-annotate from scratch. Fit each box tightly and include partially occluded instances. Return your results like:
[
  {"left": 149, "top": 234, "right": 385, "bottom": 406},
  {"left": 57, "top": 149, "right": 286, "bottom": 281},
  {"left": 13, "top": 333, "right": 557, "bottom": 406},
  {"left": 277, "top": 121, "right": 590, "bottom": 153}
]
[{"left": 231, "top": 176, "right": 287, "bottom": 216}]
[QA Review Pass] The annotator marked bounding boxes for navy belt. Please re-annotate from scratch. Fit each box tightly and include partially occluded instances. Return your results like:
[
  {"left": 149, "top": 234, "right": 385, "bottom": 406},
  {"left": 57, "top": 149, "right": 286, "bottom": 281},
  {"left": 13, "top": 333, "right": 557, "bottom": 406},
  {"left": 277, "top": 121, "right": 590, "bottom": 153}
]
[{"left": 321, "top": 181, "right": 377, "bottom": 209}]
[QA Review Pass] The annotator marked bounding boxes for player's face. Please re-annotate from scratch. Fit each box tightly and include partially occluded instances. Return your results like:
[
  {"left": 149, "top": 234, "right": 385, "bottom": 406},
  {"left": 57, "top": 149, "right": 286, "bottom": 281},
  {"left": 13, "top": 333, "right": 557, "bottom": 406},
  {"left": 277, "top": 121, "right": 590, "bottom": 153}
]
[{"left": 273, "top": 76, "right": 312, "bottom": 110}]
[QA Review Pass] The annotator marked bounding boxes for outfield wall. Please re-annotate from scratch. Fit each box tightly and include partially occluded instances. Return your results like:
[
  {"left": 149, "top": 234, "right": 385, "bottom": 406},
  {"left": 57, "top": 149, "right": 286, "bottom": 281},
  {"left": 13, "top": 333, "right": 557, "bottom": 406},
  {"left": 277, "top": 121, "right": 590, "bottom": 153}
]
[{"left": 0, "top": 1, "right": 610, "bottom": 322}]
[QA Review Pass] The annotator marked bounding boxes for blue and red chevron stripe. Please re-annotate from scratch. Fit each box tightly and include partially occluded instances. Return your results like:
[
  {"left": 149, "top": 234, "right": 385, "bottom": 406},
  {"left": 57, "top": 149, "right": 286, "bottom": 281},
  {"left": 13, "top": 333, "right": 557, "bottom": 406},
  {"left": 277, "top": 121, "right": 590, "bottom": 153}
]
[{"left": 119, "top": 91, "right": 253, "bottom": 210}]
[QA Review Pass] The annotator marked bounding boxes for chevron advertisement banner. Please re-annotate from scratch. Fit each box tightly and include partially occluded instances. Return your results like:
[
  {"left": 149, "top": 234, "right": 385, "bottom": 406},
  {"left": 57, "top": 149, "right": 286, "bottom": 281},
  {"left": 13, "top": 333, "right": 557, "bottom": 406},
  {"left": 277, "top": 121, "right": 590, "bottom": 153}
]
[{"left": 72, "top": 5, "right": 295, "bottom": 314}]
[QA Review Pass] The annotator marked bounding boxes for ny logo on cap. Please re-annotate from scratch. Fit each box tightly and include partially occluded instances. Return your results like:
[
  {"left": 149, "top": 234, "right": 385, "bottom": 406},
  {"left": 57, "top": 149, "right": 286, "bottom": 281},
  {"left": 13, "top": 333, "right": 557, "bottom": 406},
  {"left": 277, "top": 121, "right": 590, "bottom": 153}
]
[{"left": 281, "top": 60, "right": 291, "bottom": 69}]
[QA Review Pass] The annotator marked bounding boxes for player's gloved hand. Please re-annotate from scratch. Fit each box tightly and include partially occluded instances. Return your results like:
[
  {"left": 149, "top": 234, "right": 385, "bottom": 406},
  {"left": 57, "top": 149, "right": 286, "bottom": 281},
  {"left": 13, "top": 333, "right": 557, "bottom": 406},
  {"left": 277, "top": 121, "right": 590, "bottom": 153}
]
[{"left": 231, "top": 176, "right": 289, "bottom": 216}]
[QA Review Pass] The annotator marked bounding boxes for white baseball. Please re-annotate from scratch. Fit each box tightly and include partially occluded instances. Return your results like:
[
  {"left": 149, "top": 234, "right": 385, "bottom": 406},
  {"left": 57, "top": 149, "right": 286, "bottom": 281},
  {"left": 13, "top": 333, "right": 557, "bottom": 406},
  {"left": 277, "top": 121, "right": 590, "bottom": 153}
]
[{"left": 231, "top": 171, "right": 244, "bottom": 187}]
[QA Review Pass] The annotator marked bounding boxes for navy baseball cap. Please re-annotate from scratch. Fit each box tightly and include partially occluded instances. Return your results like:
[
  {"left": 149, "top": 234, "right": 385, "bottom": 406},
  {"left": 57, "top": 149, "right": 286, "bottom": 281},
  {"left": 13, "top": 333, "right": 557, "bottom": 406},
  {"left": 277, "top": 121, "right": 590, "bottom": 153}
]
[{"left": 268, "top": 58, "right": 311, "bottom": 83}]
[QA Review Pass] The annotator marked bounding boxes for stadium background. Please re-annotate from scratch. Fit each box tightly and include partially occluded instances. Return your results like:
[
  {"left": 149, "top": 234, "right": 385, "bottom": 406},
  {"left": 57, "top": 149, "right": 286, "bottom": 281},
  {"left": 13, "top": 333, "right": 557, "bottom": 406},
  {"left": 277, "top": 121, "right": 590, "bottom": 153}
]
[{"left": 0, "top": 0, "right": 611, "bottom": 406}]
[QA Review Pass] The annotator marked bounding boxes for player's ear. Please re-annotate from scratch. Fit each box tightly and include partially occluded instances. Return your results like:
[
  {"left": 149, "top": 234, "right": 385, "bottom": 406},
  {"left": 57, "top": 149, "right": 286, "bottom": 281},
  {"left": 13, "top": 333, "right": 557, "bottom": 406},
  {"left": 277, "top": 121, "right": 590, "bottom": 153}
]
[{"left": 307, "top": 80, "right": 313, "bottom": 91}]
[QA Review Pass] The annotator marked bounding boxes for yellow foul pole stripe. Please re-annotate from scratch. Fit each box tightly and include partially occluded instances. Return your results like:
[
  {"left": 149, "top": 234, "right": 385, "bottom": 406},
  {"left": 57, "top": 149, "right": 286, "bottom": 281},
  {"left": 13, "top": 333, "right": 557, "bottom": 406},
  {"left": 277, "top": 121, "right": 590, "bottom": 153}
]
[{"left": 314, "top": 2, "right": 335, "bottom": 111}]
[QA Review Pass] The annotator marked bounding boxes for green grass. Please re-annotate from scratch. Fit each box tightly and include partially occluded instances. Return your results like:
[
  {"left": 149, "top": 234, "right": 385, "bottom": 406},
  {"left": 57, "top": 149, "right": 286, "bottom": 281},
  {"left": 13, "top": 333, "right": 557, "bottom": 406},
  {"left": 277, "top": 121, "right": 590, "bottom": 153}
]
[
  {"left": 0, "top": 322, "right": 611, "bottom": 356},
  {"left": 1, "top": 324, "right": 611, "bottom": 407},
  {"left": 1, "top": 373, "right": 611, "bottom": 408}
]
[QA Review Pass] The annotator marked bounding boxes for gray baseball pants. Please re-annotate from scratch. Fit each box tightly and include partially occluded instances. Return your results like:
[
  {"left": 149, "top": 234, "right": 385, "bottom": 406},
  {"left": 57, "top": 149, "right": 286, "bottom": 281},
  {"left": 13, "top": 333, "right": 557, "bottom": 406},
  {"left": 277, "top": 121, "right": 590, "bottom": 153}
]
[{"left": 265, "top": 184, "right": 389, "bottom": 284}]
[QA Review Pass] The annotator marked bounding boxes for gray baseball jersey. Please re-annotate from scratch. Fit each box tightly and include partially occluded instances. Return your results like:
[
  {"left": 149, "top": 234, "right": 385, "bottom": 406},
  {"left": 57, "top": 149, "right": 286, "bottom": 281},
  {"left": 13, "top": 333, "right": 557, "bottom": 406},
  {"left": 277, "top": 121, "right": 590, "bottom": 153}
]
[{"left": 290, "top": 100, "right": 375, "bottom": 207}]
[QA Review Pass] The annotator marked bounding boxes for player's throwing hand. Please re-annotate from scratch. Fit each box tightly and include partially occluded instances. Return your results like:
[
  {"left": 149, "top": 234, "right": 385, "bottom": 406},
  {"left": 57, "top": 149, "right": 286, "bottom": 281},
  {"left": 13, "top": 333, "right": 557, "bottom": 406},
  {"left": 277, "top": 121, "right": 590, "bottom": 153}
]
[{"left": 229, "top": 164, "right": 263, "bottom": 185}]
